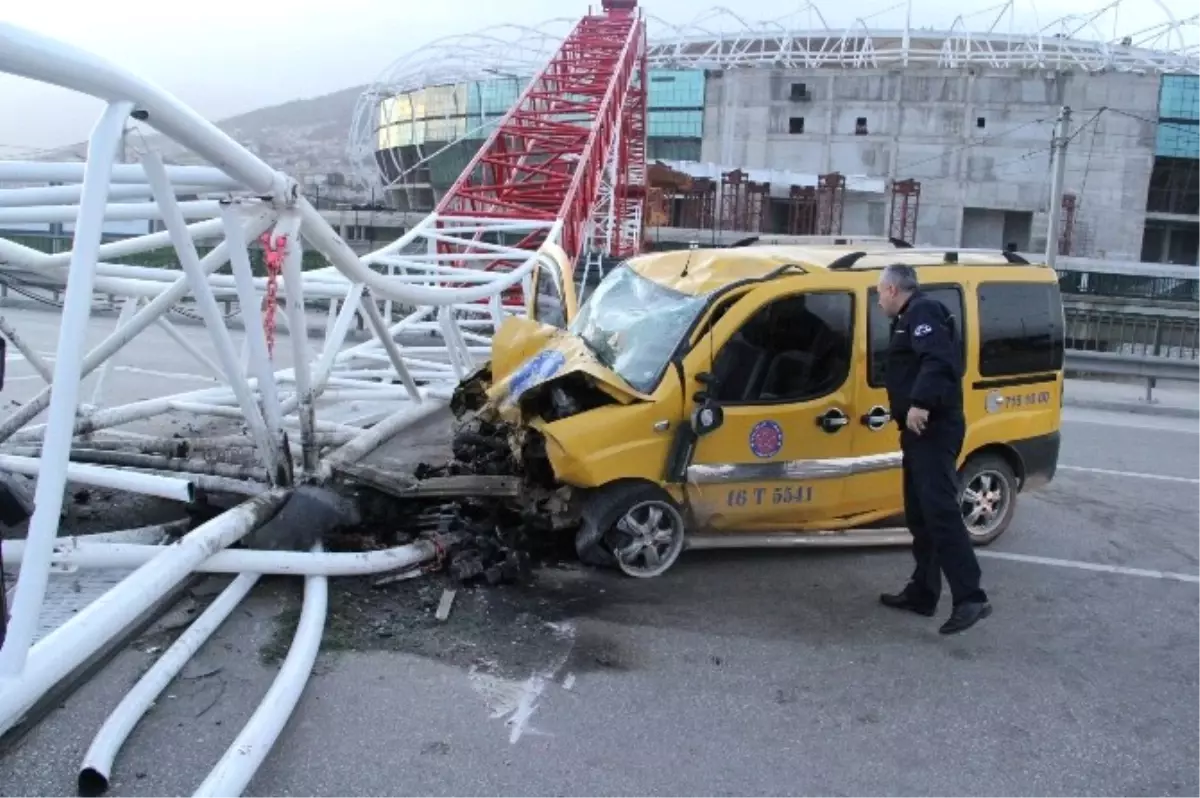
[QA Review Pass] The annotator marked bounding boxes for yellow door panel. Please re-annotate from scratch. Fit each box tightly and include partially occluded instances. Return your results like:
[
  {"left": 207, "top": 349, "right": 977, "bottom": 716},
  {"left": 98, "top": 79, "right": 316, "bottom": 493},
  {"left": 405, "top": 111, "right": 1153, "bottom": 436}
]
[
  {"left": 685, "top": 391, "right": 856, "bottom": 531},
  {"left": 679, "top": 280, "right": 864, "bottom": 533},
  {"left": 842, "top": 383, "right": 905, "bottom": 522}
]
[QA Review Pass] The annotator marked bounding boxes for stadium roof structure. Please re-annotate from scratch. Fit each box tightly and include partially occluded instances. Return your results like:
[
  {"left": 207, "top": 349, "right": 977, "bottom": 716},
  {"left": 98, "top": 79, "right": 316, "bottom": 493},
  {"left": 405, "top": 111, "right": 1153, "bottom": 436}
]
[{"left": 348, "top": 1, "right": 1199, "bottom": 182}]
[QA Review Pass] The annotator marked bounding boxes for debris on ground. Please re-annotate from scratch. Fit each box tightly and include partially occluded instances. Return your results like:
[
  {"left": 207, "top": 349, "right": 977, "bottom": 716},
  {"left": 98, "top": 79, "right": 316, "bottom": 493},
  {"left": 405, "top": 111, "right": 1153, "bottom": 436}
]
[
  {"left": 328, "top": 415, "right": 578, "bottom": 590},
  {"left": 435, "top": 589, "right": 457, "bottom": 622}
]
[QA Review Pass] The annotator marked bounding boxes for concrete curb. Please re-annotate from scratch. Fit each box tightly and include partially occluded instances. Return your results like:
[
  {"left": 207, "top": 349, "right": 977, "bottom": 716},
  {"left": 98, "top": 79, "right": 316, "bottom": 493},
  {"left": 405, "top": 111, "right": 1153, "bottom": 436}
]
[{"left": 1064, "top": 396, "right": 1200, "bottom": 419}]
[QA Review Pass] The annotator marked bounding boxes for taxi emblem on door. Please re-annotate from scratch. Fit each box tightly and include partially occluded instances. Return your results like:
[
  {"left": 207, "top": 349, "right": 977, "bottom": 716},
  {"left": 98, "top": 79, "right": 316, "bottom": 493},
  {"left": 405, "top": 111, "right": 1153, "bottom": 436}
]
[{"left": 748, "top": 420, "right": 784, "bottom": 459}]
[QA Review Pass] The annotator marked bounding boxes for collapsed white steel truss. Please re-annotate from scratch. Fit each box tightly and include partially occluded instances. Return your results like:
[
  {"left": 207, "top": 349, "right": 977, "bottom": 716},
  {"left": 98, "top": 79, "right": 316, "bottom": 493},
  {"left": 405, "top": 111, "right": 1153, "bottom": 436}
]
[{"left": 0, "top": 20, "right": 564, "bottom": 790}]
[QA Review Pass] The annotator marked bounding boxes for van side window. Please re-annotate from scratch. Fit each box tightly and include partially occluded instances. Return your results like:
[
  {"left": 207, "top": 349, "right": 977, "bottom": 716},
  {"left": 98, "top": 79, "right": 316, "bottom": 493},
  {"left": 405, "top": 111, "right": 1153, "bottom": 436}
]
[
  {"left": 978, "top": 282, "right": 1065, "bottom": 376},
  {"left": 532, "top": 261, "right": 567, "bottom": 328},
  {"left": 711, "top": 292, "right": 854, "bottom": 404},
  {"left": 867, "top": 285, "right": 966, "bottom": 387}
]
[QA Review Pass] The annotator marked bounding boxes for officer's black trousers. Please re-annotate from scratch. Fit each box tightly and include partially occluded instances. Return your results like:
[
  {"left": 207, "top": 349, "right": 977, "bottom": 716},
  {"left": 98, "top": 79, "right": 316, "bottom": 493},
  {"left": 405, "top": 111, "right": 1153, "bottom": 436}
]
[{"left": 901, "top": 419, "right": 988, "bottom": 607}]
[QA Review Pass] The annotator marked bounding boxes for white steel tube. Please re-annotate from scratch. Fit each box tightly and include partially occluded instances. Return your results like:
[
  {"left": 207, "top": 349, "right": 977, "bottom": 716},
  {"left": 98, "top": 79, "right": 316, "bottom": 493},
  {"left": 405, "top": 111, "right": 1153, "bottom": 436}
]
[
  {"left": 0, "top": 101, "right": 134, "bottom": 678},
  {"left": 318, "top": 397, "right": 447, "bottom": 480},
  {"left": 276, "top": 211, "right": 320, "bottom": 472},
  {"left": 0, "top": 200, "right": 220, "bottom": 225},
  {"left": 359, "top": 291, "right": 421, "bottom": 402},
  {"left": 311, "top": 285, "right": 365, "bottom": 393},
  {"left": 1, "top": 539, "right": 436, "bottom": 576},
  {"left": 152, "top": 316, "right": 225, "bottom": 379},
  {"left": 0, "top": 208, "right": 275, "bottom": 444},
  {"left": 193, "top": 548, "right": 328, "bottom": 798},
  {"left": 0, "top": 181, "right": 213, "bottom": 207},
  {"left": 45, "top": 215, "right": 237, "bottom": 269},
  {"left": 0, "top": 316, "right": 53, "bottom": 383},
  {"left": 0, "top": 24, "right": 282, "bottom": 196},
  {"left": 220, "top": 204, "right": 287, "bottom": 480},
  {"left": 141, "top": 152, "right": 281, "bottom": 480},
  {"left": 77, "top": 572, "right": 261, "bottom": 798},
  {"left": 90, "top": 295, "right": 140, "bottom": 407},
  {"left": 0, "top": 160, "right": 243, "bottom": 190},
  {"left": 0, "top": 454, "right": 195, "bottom": 502},
  {"left": 0, "top": 490, "right": 288, "bottom": 738},
  {"left": 296, "top": 200, "right": 540, "bottom": 306}
]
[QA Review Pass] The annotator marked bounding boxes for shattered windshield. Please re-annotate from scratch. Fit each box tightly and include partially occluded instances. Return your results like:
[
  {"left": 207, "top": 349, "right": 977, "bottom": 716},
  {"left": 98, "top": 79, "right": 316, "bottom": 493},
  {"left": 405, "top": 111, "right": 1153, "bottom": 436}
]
[{"left": 569, "top": 264, "right": 709, "bottom": 393}]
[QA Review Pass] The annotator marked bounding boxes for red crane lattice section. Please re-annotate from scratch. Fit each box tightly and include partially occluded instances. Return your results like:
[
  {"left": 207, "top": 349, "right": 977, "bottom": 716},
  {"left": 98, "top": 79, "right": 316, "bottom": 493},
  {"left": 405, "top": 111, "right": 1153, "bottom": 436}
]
[{"left": 433, "top": 6, "right": 646, "bottom": 291}]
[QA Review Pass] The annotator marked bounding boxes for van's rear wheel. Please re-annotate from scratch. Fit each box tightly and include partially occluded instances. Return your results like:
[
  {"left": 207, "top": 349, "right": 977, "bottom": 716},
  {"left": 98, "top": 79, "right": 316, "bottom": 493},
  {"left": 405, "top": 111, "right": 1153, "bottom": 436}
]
[
  {"left": 958, "top": 454, "right": 1018, "bottom": 546},
  {"left": 576, "top": 482, "right": 686, "bottom": 578}
]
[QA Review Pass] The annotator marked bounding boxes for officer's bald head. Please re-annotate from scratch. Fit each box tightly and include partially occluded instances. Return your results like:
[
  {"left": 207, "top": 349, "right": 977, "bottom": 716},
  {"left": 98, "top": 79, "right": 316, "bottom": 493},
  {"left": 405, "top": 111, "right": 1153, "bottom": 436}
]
[{"left": 877, "top": 263, "right": 918, "bottom": 318}]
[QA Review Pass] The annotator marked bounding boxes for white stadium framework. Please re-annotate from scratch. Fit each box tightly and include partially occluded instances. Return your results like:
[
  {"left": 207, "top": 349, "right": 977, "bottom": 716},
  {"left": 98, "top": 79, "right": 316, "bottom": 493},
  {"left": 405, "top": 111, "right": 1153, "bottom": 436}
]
[{"left": 348, "top": 0, "right": 1200, "bottom": 188}]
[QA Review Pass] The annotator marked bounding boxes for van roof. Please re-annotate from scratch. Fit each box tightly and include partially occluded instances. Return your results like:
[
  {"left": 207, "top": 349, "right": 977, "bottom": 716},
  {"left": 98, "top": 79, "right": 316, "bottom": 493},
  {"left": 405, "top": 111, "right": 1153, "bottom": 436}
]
[{"left": 627, "top": 244, "right": 1048, "bottom": 296}]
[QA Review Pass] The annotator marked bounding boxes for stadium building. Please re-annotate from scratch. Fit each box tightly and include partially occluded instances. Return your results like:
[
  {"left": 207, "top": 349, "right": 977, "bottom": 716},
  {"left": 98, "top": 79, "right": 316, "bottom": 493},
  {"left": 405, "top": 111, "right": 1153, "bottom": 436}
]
[{"left": 350, "top": 6, "right": 1200, "bottom": 264}]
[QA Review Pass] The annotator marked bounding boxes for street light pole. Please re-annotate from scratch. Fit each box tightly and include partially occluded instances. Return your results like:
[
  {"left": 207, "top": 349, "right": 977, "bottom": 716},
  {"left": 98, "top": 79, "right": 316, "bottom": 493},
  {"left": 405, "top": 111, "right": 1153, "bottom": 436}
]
[{"left": 1045, "top": 105, "right": 1071, "bottom": 269}]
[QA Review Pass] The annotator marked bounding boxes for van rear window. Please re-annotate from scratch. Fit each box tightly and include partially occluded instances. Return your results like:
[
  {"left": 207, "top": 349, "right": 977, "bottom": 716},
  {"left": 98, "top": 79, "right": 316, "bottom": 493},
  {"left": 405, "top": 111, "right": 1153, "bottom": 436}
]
[{"left": 977, "top": 281, "right": 1065, "bottom": 377}]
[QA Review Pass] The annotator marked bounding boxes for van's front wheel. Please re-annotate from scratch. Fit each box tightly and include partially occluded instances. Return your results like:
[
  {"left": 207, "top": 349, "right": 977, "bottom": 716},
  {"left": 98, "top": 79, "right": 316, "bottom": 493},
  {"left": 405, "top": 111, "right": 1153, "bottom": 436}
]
[
  {"left": 958, "top": 454, "right": 1018, "bottom": 546},
  {"left": 576, "top": 482, "right": 687, "bottom": 578}
]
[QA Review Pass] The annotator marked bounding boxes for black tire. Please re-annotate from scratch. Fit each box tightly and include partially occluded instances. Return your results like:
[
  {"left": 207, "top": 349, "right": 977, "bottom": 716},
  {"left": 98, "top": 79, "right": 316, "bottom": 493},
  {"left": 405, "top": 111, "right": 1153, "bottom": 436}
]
[
  {"left": 575, "top": 481, "right": 683, "bottom": 572},
  {"left": 958, "top": 453, "right": 1019, "bottom": 546}
]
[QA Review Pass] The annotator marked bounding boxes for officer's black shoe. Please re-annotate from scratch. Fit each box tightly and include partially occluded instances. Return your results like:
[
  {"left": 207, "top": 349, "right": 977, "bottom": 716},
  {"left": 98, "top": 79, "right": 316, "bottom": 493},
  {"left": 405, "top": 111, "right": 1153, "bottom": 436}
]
[
  {"left": 879, "top": 589, "right": 937, "bottom": 617},
  {"left": 939, "top": 601, "right": 992, "bottom": 635}
]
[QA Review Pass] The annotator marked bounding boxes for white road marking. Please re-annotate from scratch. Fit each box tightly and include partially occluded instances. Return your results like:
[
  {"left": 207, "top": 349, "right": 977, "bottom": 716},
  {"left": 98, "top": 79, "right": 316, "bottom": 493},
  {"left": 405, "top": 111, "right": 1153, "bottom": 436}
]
[
  {"left": 467, "top": 621, "right": 577, "bottom": 745},
  {"left": 1060, "top": 465, "right": 1200, "bottom": 484},
  {"left": 979, "top": 550, "right": 1200, "bottom": 584},
  {"left": 506, "top": 674, "right": 549, "bottom": 744},
  {"left": 1064, "top": 410, "right": 1200, "bottom": 435},
  {"left": 113, "top": 365, "right": 219, "bottom": 382},
  {"left": 10, "top": 353, "right": 215, "bottom": 384},
  {"left": 562, "top": 673, "right": 576, "bottom": 691}
]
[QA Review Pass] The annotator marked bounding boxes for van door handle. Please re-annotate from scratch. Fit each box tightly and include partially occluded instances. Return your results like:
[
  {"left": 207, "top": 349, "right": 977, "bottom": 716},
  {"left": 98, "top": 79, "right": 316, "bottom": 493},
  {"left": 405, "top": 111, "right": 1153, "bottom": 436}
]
[
  {"left": 816, "top": 408, "right": 849, "bottom": 434},
  {"left": 861, "top": 405, "right": 891, "bottom": 431}
]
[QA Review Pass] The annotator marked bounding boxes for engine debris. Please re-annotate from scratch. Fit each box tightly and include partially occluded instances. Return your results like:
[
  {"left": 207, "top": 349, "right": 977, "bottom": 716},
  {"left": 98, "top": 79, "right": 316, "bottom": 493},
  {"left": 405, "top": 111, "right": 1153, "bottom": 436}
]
[{"left": 325, "top": 419, "right": 569, "bottom": 588}]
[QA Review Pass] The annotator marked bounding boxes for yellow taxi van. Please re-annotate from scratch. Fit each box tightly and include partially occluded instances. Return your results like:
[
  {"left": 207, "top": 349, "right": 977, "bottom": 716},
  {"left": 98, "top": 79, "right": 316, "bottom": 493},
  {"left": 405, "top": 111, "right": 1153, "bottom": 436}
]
[{"left": 452, "top": 242, "right": 1066, "bottom": 577}]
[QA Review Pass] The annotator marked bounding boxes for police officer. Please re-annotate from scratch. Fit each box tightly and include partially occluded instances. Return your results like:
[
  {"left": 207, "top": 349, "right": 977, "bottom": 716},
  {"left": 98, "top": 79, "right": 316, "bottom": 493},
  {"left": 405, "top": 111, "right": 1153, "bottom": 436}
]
[{"left": 876, "top": 263, "right": 991, "bottom": 635}]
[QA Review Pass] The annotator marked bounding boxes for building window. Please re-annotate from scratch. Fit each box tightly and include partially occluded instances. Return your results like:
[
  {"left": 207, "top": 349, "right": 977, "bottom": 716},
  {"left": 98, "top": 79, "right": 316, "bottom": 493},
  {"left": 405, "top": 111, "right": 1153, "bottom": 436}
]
[
  {"left": 790, "top": 82, "right": 809, "bottom": 101},
  {"left": 977, "top": 117, "right": 987, "bottom": 129},
  {"left": 976, "top": 282, "right": 1065, "bottom": 377},
  {"left": 855, "top": 117, "right": 868, "bottom": 135},
  {"left": 867, "top": 285, "right": 966, "bottom": 387},
  {"left": 789, "top": 117, "right": 805, "bottom": 134}
]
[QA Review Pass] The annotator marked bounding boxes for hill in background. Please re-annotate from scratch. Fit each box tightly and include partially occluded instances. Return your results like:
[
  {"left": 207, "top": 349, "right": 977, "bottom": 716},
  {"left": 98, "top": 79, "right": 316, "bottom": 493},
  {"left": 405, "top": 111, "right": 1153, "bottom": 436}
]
[{"left": 48, "top": 84, "right": 374, "bottom": 198}]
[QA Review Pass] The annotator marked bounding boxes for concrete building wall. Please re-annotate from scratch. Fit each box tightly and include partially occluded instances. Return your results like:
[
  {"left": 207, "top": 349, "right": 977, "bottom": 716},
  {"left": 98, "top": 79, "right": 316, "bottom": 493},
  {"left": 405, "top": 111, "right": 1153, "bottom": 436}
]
[{"left": 700, "top": 67, "right": 1162, "bottom": 260}]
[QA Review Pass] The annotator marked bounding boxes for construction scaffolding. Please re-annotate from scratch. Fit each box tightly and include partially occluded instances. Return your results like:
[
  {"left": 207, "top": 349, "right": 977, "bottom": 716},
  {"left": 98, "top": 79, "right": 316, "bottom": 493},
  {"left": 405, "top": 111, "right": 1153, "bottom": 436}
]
[
  {"left": 815, "top": 172, "right": 846, "bottom": 236},
  {"left": 647, "top": 164, "right": 853, "bottom": 236},
  {"left": 888, "top": 178, "right": 921, "bottom": 245}
]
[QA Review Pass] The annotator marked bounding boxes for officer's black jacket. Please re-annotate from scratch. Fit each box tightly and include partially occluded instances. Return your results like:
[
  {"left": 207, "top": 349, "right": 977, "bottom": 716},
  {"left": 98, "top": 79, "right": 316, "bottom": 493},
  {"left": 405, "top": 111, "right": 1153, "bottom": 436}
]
[{"left": 884, "top": 291, "right": 963, "bottom": 428}]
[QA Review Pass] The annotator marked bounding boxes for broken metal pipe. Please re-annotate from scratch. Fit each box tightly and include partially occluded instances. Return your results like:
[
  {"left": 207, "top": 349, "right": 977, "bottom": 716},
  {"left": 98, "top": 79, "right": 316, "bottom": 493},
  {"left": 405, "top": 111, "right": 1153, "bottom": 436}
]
[
  {"left": 193, "top": 546, "right": 328, "bottom": 798},
  {"left": 0, "top": 490, "right": 289, "bottom": 739},
  {"left": 78, "top": 572, "right": 261, "bottom": 798},
  {"left": 0, "top": 453, "right": 195, "bottom": 503},
  {"left": 0, "top": 539, "right": 438, "bottom": 577}
]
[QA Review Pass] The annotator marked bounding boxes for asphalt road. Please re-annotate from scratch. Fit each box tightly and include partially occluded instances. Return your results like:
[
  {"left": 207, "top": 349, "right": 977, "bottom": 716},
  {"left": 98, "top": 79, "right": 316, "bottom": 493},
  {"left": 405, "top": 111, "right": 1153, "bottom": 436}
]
[{"left": 0, "top": 303, "right": 1196, "bottom": 796}]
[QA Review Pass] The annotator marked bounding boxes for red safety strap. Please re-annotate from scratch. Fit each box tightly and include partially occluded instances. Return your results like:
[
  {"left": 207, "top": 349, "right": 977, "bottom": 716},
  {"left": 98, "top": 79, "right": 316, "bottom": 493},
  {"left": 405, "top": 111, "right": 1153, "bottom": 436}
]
[{"left": 259, "top": 232, "right": 288, "bottom": 359}]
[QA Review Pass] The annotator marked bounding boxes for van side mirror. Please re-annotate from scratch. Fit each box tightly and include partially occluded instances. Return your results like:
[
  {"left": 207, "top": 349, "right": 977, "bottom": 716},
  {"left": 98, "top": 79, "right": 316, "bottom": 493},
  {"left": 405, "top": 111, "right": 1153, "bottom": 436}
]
[
  {"left": 692, "top": 402, "right": 724, "bottom": 436},
  {"left": 690, "top": 372, "right": 724, "bottom": 436}
]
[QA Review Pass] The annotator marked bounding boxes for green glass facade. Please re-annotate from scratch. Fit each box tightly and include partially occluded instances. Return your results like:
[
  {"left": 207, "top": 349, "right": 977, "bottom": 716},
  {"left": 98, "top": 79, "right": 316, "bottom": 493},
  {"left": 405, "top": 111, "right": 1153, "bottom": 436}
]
[{"left": 1156, "top": 75, "right": 1199, "bottom": 158}]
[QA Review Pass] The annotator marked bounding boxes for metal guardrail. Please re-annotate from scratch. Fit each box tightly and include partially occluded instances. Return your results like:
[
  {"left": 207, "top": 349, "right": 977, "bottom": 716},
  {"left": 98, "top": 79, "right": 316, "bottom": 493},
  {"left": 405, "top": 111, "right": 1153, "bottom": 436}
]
[
  {"left": 1064, "top": 307, "right": 1199, "bottom": 360},
  {"left": 1065, "top": 350, "right": 1200, "bottom": 382}
]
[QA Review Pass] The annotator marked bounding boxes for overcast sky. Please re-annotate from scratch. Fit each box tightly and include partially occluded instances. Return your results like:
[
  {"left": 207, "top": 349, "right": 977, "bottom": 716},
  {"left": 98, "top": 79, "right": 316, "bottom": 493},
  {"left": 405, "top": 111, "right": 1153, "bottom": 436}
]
[{"left": 0, "top": 0, "right": 1193, "bottom": 152}]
